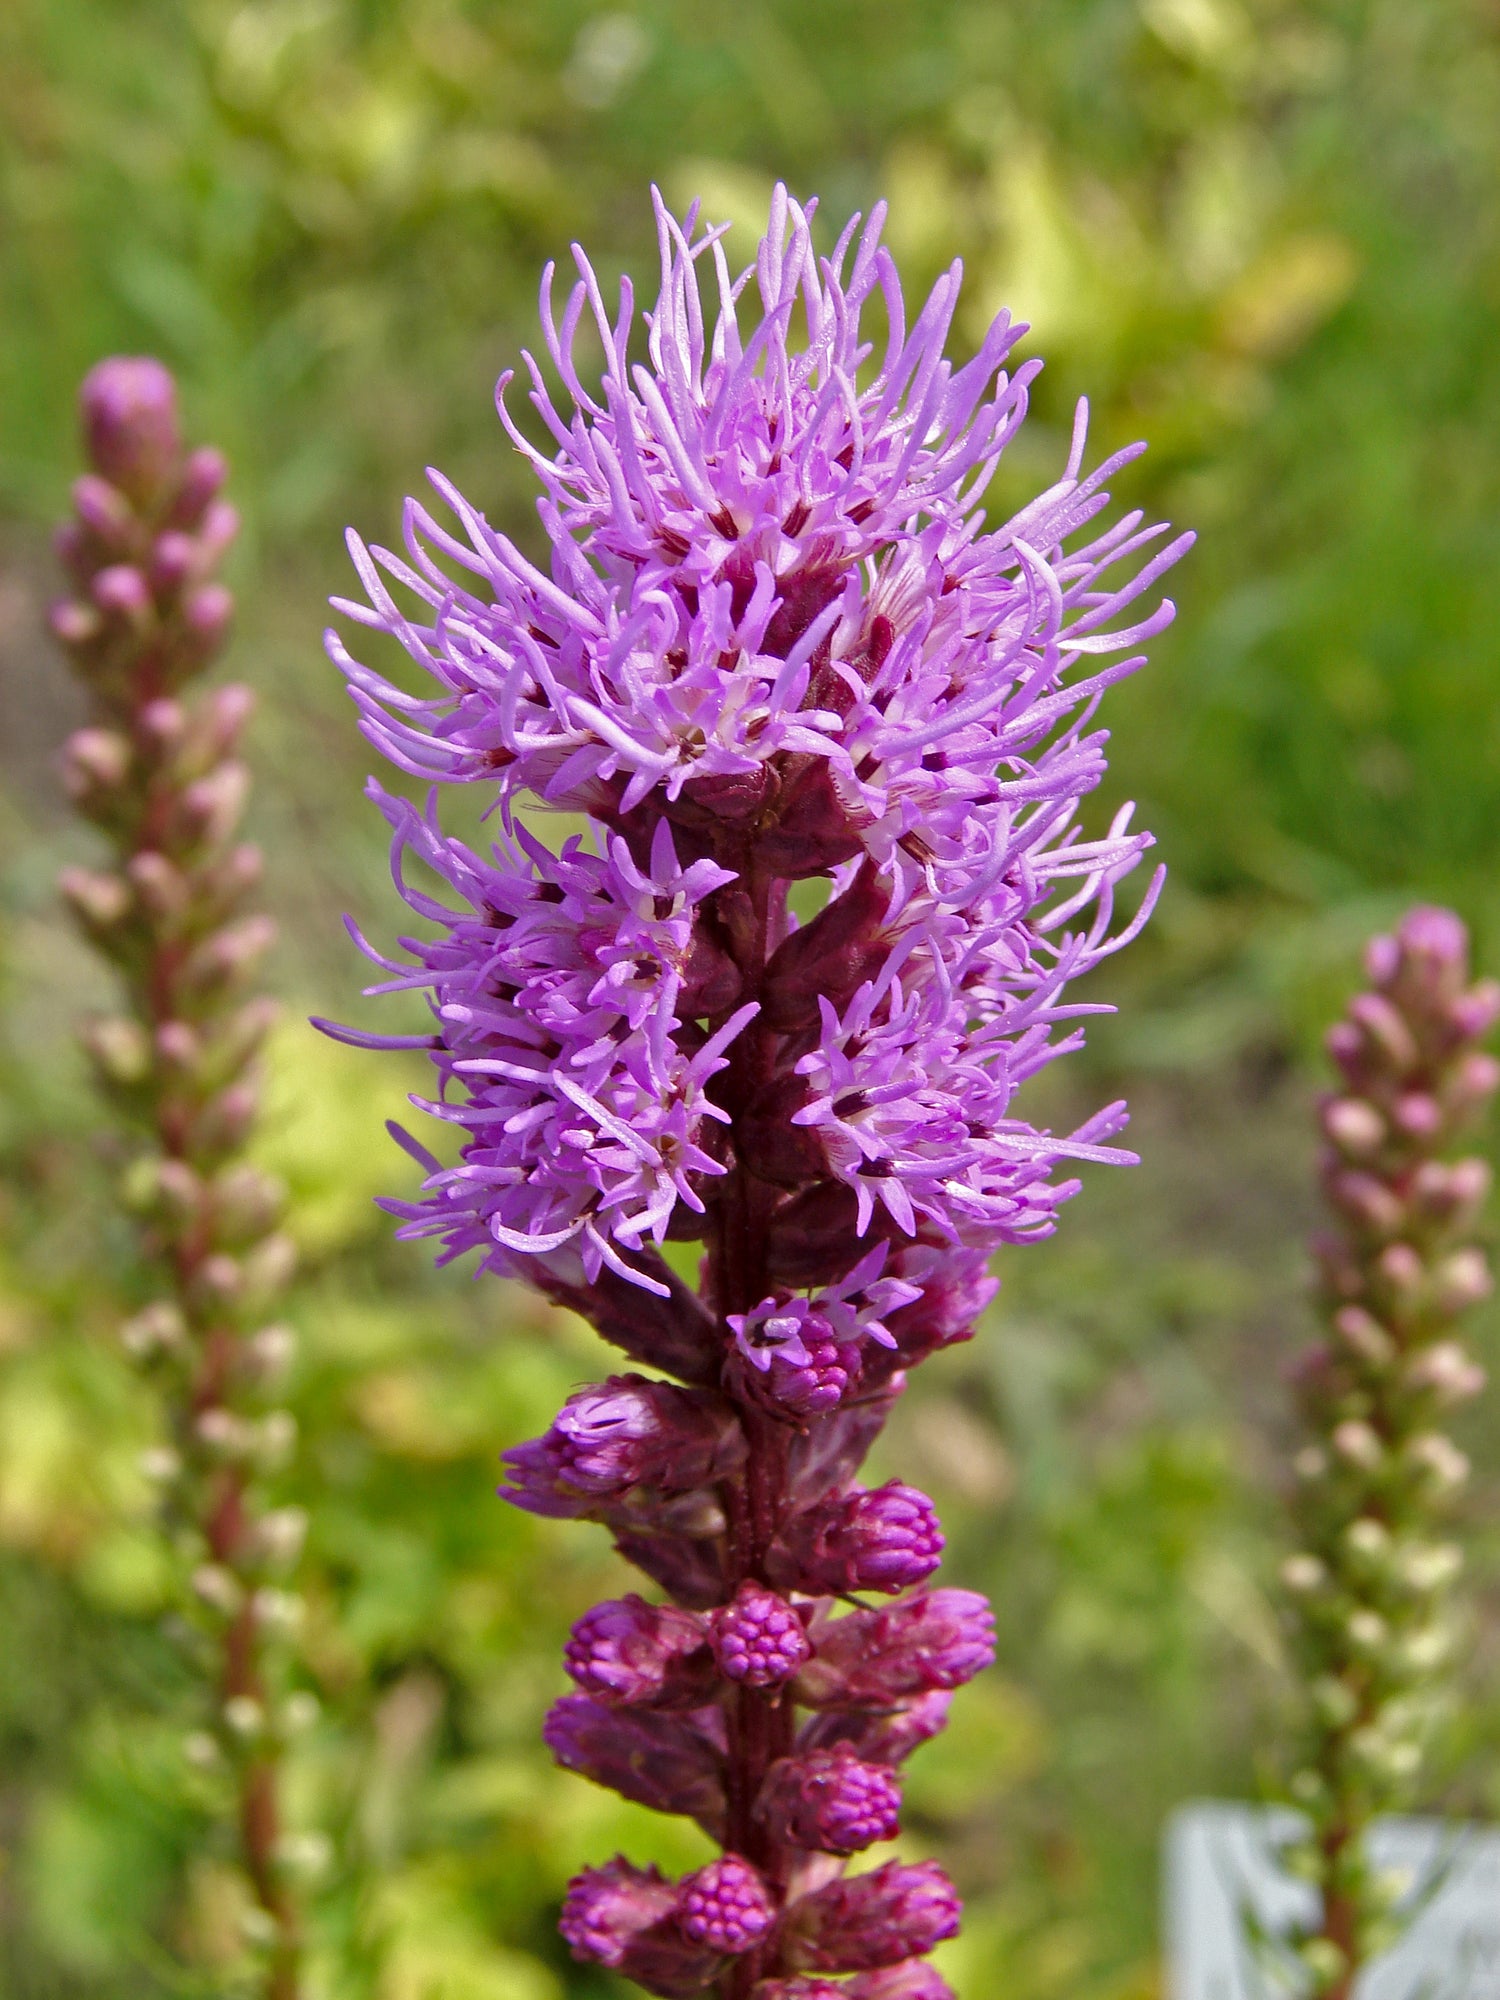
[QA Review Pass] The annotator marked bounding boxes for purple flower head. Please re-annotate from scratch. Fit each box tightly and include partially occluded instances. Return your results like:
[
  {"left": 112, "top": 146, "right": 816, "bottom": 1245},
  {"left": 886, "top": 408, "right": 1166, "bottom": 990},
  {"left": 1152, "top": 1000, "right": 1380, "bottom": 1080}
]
[
  {"left": 772, "top": 1482, "right": 945, "bottom": 1595},
  {"left": 785, "top": 1859, "right": 961, "bottom": 1973},
  {"left": 564, "top": 1595, "right": 714, "bottom": 1706},
  {"left": 758, "top": 1746, "right": 902, "bottom": 1854},
  {"left": 797, "top": 1591, "right": 997, "bottom": 1707},
  {"left": 333, "top": 185, "right": 1188, "bottom": 1291},
  {"left": 678, "top": 1855, "right": 777, "bottom": 1953},
  {"left": 321, "top": 792, "right": 755, "bottom": 1292},
  {"left": 500, "top": 1376, "right": 741, "bottom": 1516},
  {"left": 709, "top": 1582, "right": 811, "bottom": 1687}
]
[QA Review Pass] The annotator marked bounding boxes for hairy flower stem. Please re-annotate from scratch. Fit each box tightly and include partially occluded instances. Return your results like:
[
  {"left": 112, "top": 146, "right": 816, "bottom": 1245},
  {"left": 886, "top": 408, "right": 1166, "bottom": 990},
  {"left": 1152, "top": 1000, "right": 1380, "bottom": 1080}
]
[
  {"left": 51, "top": 358, "right": 307, "bottom": 1998},
  {"left": 1281, "top": 907, "right": 1497, "bottom": 2000}
]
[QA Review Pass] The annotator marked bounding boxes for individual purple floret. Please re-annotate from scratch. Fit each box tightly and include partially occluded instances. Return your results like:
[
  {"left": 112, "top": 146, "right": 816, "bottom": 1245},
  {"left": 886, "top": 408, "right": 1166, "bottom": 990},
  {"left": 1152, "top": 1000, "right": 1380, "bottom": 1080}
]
[
  {"left": 329, "top": 181, "right": 1188, "bottom": 1997},
  {"left": 772, "top": 1483, "right": 945, "bottom": 1595},
  {"left": 710, "top": 1583, "right": 812, "bottom": 1688},
  {"left": 758, "top": 1746, "right": 902, "bottom": 1853},
  {"left": 678, "top": 1856, "right": 778, "bottom": 1953}
]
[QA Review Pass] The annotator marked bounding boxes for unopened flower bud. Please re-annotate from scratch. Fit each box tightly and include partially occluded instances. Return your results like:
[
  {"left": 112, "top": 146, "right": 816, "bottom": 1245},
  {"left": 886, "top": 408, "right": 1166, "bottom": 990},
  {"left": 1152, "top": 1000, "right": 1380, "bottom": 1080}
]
[
  {"left": 543, "top": 1695, "right": 725, "bottom": 1830},
  {"left": 1404, "top": 1340, "right": 1485, "bottom": 1404},
  {"left": 1395, "top": 1541, "right": 1461, "bottom": 1593},
  {"left": 196, "top": 1406, "right": 253, "bottom": 1457},
  {"left": 757, "top": 1747, "right": 902, "bottom": 1854},
  {"left": 1376, "top": 1241, "right": 1424, "bottom": 1294},
  {"left": 1393, "top": 1091, "right": 1442, "bottom": 1140},
  {"left": 222, "top": 1694, "right": 264, "bottom": 1739},
  {"left": 255, "top": 1508, "right": 309, "bottom": 1568},
  {"left": 170, "top": 446, "right": 229, "bottom": 526},
  {"left": 251, "top": 1587, "right": 304, "bottom": 1634},
  {"left": 70, "top": 472, "right": 136, "bottom": 549},
  {"left": 80, "top": 356, "right": 182, "bottom": 502},
  {"left": 1431, "top": 1247, "right": 1492, "bottom": 1314},
  {"left": 1404, "top": 1431, "right": 1470, "bottom": 1493},
  {"left": 501, "top": 1376, "right": 742, "bottom": 1517},
  {"left": 1281, "top": 1554, "right": 1328, "bottom": 1595},
  {"left": 1331, "top": 1305, "right": 1395, "bottom": 1368},
  {"left": 1294, "top": 1446, "right": 1329, "bottom": 1482},
  {"left": 1322, "top": 1098, "right": 1385, "bottom": 1157},
  {"left": 183, "top": 1729, "right": 221, "bottom": 1768},
  {"left": 120, "top": 1300, "right": 187, "bottom": 1358},
  {"left": 784, "top": 1859, "right": 961, "bottom": 1973},
  {"left": 564, "top": 1596, "right": 714, "bottom": 1707},
  {"left": 174, "top": 762, "right": 250, "bottom": 850},
  {"left": 80, "top": 1015, "right": 151, "bottom": 1086},
  {"left": 799, "top": 1691, "right": 954, "bottom": 1769},
  {"left": 560, "top": 1859, "right": 719, "bottom": 1995},
  {"left": 1450, "top": 1051, "right": 1500, "bottom": 1114},
  {"left": 49, "top": 598, "right": 103, "bottom": 648},
  {"left": 1326, "top": 1170, "right": 1404, "bottom": 1236},
  {"left": 709, "top": 1583, "right": 811, "bottom": 1688},
  {"left": 139, "top": 1445, "right": 181, "bottom": 1482},
  {"left": 148, "top": 530, "right": 196, "bottom": 595},
  {"left": 679, "top": 1855, "right": 777, "bottom": 1953},
  {"left": 1449, "top": 981, "right": 1500, "bottom": 1040},
  {"left": 92, "top": 563, "right": 154, "bottom": 629},
  {"left": 1412, "top": 1156, "right": 1491, "bottom": 1222},
  {"left": 192, "top": 1563, "right": 243, "bottom": 1615},
  {"left": 195, "top": 1082, "right": 260, "bottom": 1155},
  {"left": 846, "top": 1963, "right": 958, "bottom": 2000},
  {"left": 1348, "top": 993, "right": 1419, "bottom": 1074},
  {"left": 771, "top": 1481, "right": 943, "bottom": 1595},
  {"left": 1331, "top": 1419, "right": 1384, "bottom": 1472},
  {"left": 60, "top": 865, "right": 131, "bottom": 931},
  {"left": 1310, "top": 1676, "right": 1359, "bottom": 1728},
  {"left": 209, "top": 1164, "right": 287, "bottom": 1247},
  {"left": 182, "top": 582, "right": 234, "bottom": 655},
  {"left": 126, "top": 850, "right": 190, "bottom": 925},
  {"left": 273, "top": 1830, "right": 332, "bottom": 1877},
  {"left": 61, "top": 727, "right": 132, "bottom": 808},
  {"left": 796, "top": 1589, "right": 995, "bottom": 1707},
  {"left": 249, "top": 1323, "right": 297, "bottom": 1378},
  {"left": 182, "top": 914, "right": 277, "bottom": 997},
  {"left": 1345, "top": 1607, "right": 1388, "bottom": 1653}
]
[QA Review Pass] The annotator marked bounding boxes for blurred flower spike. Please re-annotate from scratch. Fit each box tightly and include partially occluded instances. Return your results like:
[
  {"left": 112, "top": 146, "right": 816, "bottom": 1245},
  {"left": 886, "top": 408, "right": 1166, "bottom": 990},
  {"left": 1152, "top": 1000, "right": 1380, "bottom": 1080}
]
[{"left": 325, "top": 185, "right": 1191, "bottom": 1996}]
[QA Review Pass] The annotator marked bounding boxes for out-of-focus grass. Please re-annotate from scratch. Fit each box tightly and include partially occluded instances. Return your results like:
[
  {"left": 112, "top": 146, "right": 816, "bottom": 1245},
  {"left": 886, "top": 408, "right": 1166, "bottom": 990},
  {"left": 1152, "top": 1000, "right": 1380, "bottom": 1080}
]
[{"left": 2, "top": 1, "right": 1500, "bottom": 1995}]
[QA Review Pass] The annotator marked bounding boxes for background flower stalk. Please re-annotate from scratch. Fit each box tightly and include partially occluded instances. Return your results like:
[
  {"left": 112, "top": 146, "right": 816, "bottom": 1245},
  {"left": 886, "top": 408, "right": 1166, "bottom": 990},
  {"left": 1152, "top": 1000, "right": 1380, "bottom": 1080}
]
[
  {"left": 1280, "top": 906, "right": 1498, "bottom": 2000},
  {"left": 327, "top": 187, "right": 1190, "bottom": 1998},
  {"left": 51, "top": 357, "right": 309, "bottom": 1999}
]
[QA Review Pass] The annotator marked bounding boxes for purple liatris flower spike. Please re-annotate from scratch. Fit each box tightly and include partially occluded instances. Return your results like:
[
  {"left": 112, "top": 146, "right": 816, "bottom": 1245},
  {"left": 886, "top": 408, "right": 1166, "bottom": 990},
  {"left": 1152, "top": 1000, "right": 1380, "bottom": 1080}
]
[{"left": 327, "top": 183, "right": 1188, "bottom": 1996}]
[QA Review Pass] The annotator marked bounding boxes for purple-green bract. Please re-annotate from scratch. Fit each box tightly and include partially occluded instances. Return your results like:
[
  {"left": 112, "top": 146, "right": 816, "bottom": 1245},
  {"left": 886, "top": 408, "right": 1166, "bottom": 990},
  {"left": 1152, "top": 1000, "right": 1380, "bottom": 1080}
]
[{"left": 325, "top": 185, "right": 1189, "bottom": 2000}]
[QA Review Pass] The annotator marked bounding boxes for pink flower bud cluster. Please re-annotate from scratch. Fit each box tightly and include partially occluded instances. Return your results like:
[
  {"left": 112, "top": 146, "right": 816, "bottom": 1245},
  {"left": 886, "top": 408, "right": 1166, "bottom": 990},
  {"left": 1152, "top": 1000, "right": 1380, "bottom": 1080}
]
[
  {"left": 52, "top": 359, "right": 307, "bottom": 1995},
  {"left": 1281, "top": 906, "right": 1497, "bottom": 1998},
  {"left": 328, "top": 187, "right": 1188, "bottom": 1996}
]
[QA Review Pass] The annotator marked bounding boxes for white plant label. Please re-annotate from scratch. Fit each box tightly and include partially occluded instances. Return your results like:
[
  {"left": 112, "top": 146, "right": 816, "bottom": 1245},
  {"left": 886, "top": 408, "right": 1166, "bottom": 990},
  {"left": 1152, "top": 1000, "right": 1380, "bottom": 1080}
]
[{"left": 1166, "top": 1801, "right": 1500, "bottom": 2000}]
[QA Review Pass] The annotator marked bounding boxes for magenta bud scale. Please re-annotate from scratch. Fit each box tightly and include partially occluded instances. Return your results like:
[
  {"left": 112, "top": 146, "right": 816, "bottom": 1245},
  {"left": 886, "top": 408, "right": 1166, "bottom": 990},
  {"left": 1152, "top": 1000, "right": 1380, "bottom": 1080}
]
[{"left": 325, "top": 185, "right": 1189, "bottom": 1995}]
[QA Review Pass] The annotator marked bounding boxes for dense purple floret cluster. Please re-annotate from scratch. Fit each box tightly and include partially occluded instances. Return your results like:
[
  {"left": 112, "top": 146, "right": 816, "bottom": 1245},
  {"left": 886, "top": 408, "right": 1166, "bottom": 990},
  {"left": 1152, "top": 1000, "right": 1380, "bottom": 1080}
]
[{"left": 329, "top": 184, "right": 1187, "bottom": 1997}]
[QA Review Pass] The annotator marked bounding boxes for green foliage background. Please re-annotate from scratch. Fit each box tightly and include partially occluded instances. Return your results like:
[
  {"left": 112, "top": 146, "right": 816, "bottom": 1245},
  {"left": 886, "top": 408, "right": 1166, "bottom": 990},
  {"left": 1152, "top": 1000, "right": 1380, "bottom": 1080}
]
[{"left": 2, "top": 1, "right": 1500, "bottom": 1994}]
